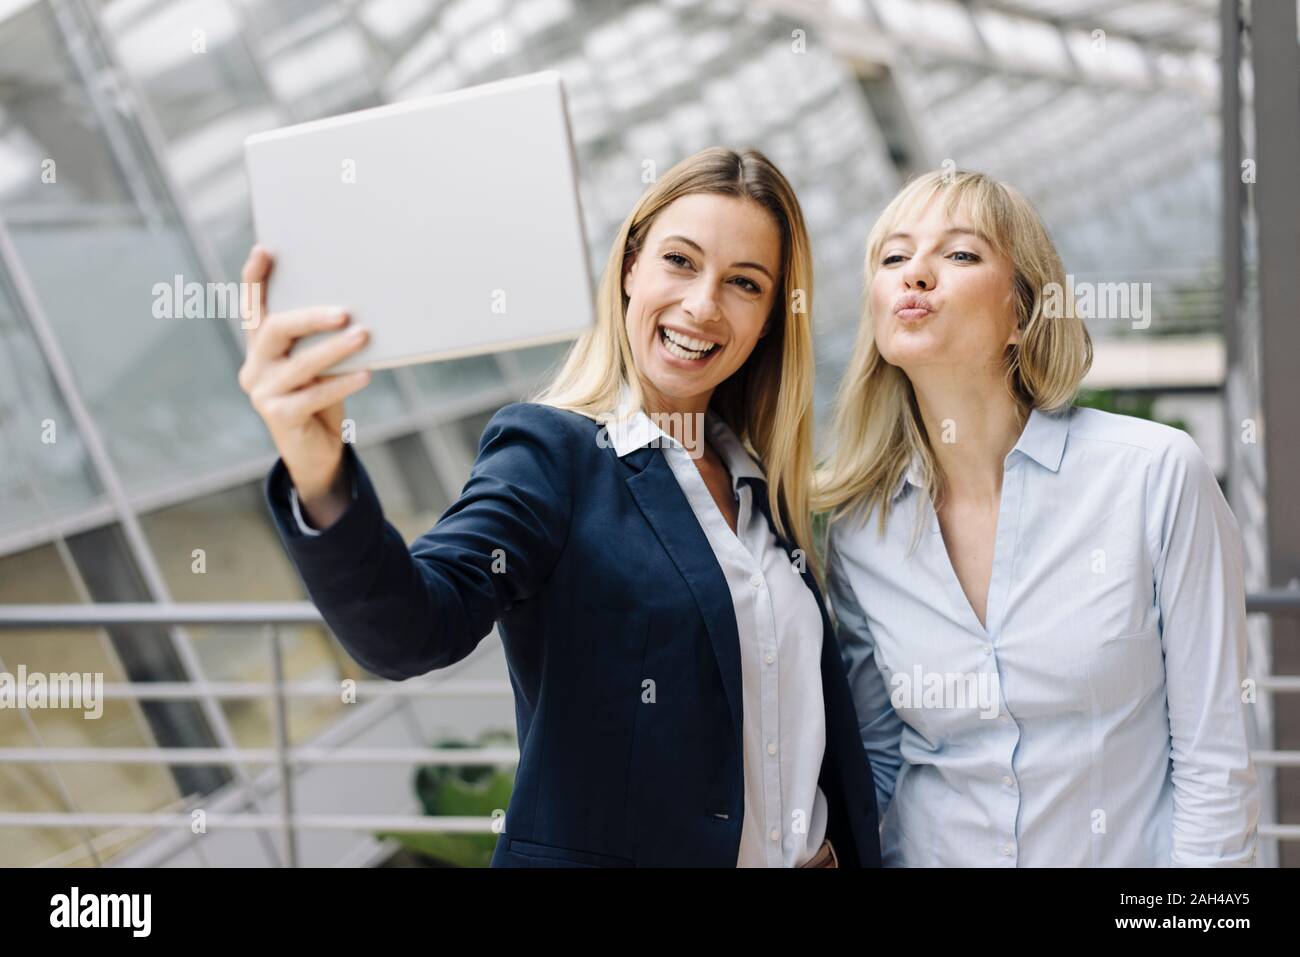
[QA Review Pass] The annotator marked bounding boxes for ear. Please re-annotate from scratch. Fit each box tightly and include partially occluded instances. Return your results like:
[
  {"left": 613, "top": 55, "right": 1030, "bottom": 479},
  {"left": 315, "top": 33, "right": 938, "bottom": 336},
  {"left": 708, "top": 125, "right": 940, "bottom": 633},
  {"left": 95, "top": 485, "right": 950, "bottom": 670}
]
[
  {"left": 759, "top": 300, "right": 782, "bottom": 339},
  {"left": 1004, "top": 281, "right": 1023, "bottom": 346},
  {"left": 622, "top": 257, "right": 638, "bottom": 300}
]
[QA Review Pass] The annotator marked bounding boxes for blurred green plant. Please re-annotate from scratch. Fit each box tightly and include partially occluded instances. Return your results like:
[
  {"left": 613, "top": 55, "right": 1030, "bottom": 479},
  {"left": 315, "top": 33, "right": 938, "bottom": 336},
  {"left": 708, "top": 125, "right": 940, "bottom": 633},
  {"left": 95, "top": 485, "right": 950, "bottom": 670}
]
[
  {"left": 1074, "top": 388, "right": 1188, "bottom": 434},
  {"left": 375, "top": 729, "right": 515, "bottom": 868}
]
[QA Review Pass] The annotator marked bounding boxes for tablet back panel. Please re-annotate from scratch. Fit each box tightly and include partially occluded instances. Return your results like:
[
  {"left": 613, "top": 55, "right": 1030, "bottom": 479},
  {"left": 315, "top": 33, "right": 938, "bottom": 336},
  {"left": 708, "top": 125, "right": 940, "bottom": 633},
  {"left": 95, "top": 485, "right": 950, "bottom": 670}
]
[{"left": 244, "top": 71, "right": 594, "bottom": 374}]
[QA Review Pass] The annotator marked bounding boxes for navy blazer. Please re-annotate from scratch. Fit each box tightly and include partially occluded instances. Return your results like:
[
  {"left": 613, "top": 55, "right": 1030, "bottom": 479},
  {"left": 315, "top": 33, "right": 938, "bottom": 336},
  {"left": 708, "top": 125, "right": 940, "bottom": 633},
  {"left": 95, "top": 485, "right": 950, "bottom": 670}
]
[{"left": 264, "top": 401, "right": 881, "bottom": 867}]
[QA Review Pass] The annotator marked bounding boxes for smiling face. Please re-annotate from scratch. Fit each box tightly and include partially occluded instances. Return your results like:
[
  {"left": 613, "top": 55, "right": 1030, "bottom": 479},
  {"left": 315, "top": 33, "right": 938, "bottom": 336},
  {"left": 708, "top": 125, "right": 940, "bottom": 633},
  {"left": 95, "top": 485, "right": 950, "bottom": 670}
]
[
  {"left": 622, "top": 192, "right": 782, "bottom": 414},
  {"left": 870, "top": 195, "right": 1021, "bottom": 377}
]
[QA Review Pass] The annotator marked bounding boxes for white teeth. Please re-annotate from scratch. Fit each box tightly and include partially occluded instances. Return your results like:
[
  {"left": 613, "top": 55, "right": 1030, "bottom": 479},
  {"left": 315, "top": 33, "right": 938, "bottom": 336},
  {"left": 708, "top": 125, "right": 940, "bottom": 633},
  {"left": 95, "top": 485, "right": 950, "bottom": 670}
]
[
  {"left": 662, "top": 334, "right": 705, "bottom": 360},
  {"left": 660, "top": 326, "right": 718, "bottom": 356}
]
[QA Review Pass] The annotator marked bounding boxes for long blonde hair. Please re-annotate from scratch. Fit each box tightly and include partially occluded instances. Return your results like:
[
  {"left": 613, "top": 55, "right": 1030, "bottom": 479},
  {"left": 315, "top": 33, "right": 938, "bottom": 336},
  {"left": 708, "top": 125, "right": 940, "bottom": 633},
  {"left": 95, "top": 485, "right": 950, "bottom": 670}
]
[
  {"left": 814, "top": 169, "right": 1093, "bottom": 535},
  {"left": 532, "top": 147, "right": 822, "bottom": 582}
]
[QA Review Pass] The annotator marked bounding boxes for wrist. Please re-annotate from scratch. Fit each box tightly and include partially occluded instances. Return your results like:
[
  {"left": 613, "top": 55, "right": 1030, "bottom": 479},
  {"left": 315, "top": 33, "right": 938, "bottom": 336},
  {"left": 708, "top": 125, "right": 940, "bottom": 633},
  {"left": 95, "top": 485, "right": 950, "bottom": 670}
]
[{"left": 290, "top": 456, "right": 349, "bottom": 528}]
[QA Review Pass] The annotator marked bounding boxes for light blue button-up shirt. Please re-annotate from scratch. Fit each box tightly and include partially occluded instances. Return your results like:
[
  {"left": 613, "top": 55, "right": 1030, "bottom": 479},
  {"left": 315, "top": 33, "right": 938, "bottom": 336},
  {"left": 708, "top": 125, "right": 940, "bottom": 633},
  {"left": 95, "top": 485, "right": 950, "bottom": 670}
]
[{"left": 825, "top": 405, "right": 1259, "bottom": 867}]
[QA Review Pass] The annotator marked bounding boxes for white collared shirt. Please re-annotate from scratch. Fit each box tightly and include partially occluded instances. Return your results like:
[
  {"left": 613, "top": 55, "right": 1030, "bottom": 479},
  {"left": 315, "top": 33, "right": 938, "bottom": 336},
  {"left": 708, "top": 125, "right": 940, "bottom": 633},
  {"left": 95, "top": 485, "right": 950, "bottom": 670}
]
[
  {"left": 601, "top": 390, "right": 829, "bottom": 867},
  {"left": 827, "top": 405, "right": 1259, "bottom": 866}
]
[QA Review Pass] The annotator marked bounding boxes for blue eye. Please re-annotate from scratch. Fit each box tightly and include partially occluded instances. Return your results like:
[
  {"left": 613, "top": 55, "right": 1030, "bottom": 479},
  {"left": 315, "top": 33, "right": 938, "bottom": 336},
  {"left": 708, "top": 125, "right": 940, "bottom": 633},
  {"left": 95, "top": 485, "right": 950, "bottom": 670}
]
[
  {"left": 664, "top": 253, "right": 691, "bottom": 268},
  {"left": 950, "top": 250, "right": 980, "bottom": 263},
  {"left": 882, "top": 254, "right": 905, "bottom": 265},
  {"left": 733, "top": 277, "right": 761, "bottom": 294}
]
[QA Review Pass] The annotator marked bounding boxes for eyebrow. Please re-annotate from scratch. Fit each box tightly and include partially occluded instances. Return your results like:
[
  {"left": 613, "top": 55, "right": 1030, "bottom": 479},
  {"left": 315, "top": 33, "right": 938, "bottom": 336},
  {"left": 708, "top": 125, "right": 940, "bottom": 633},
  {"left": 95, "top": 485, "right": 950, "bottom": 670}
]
[
  {"left": 882, "top": 227, "right": 991, "bottom": 246},
  {"left": 660, "top": 235, "right": 775, "bottom": 281}
]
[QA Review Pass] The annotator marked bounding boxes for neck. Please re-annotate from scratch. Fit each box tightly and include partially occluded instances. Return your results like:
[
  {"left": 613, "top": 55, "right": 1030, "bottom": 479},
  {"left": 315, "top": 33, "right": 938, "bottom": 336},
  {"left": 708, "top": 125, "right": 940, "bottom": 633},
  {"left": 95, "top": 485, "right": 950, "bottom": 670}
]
[
  {"left": 636, "top": 378, "right": 713, "bottom": 458},
  {"left": 907, "top": 367, "right": 1025, "bottom": 506}
]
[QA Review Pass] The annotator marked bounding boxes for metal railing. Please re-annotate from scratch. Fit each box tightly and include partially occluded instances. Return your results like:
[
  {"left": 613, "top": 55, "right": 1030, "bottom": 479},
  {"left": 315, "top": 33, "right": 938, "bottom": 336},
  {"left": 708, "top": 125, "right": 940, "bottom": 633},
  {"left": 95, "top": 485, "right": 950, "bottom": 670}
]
[
  {"left": 1, "top": 592, "right": 1299, "bottom": 864},
  {"left": 0, "top": 602, "right": 518, "bottom": 867}
]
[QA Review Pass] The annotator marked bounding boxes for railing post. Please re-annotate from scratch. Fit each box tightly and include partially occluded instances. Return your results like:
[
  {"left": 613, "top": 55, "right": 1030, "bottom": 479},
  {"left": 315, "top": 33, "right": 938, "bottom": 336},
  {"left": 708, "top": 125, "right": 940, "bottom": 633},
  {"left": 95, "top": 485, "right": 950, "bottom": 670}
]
[{"left": 267, "top": 624, "right": 299, "bottom": 867}]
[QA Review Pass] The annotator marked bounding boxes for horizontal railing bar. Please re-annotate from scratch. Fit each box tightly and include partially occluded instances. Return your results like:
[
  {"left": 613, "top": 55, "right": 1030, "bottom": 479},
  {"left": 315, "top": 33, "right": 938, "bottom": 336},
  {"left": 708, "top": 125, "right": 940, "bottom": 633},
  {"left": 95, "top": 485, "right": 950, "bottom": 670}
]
[
  {"left": 0, "top": 813, "right": 498, "bottom": 832},
  {"left": 0, "top": 602, "right": 323, "bottom": 627},
  {"left": 1247, "top": 591, "right": 1300, "bottom": 614},
  {"left": 74, "top": 678, "right": 1300, "bottom": 699},
  {"left": 91, "top": 677, "right": 1300, "bottom": 698},
  {"left": 1251, "top": 751, "right": 1300, "bottom": 767},
  {"left": 0, "top": 591, "right": 1297, "bottom": 628},
  {"left": 89, "top": 679, "right": 513, "bottom": 700},
  {"left": 0, "top": 813, "right": 1295, "bottom": 841},
  {"left": 8, "top": 675, "right": 1300, "bottom": 699},
  {"left": 1, "top": 747, "right": 1290, "bottom": 767},
  {"left": 0, "top": 747, "right": 520, "bottom": 766},
  {"left": 5, "top": 673, "right": 1300, "bottom": 699}
]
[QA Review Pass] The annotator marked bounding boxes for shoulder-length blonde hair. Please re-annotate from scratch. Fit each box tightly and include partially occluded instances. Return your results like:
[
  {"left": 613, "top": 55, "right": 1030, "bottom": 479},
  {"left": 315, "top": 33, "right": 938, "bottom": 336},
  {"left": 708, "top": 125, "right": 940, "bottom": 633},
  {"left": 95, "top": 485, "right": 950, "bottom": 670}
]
[
  {"left": 814, "top": 169, "right": 1093, "bottom": 534},
  {"left": 532, "top": 146, "right": 822, "bottom": 582}
]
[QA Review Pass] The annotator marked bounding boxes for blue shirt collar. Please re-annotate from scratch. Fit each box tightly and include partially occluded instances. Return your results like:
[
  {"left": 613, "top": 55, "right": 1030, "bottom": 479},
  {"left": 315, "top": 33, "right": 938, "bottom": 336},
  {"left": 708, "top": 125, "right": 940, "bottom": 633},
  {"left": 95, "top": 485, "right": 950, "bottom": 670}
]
[
  {"left": 891, "top": 406, "right": 1070, "bottom": 502},
  {"left": 1009, "top": 406, "right": 1070, "bottom": 473}
]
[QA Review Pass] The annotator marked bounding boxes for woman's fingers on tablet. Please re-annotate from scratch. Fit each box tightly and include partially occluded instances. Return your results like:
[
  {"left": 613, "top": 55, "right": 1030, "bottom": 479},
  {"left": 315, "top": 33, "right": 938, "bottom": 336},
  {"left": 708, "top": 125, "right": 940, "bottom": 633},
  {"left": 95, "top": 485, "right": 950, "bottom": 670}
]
[
  {"left": 240, "top": 246, "right": 272, "bottom": 338},
  {"left": 279, "top": 370, "right": 371, "bottom": 421},
  {"left": 264, "top": 323, "right": 369, "bottom": 394},
  {"left": 250, "top": 306, "right": 351, "bottom": 363},
  {"left": 239, "top": 307, "right": 355, "bottom": 398}
]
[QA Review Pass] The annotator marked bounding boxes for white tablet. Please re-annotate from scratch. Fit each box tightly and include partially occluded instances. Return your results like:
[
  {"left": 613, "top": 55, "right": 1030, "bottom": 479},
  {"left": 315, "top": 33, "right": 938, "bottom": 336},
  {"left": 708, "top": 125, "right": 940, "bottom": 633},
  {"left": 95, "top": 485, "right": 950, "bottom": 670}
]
[{"left": 243, "top": 71, "right": 595, "bottom": 374}]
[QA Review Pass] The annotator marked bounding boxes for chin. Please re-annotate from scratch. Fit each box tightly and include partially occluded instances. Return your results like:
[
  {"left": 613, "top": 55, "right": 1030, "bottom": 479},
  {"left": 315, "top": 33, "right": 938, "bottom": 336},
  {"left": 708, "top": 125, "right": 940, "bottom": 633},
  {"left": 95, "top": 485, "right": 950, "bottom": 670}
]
[
  {"left": 648, "top": 369, "right": 714, "bottom": 399},
  {"left": 873, "top": 341, "right": 908, "bottom": 367},
  {"left": 878, "top": 331, "right": 940, "bottom": 367}
]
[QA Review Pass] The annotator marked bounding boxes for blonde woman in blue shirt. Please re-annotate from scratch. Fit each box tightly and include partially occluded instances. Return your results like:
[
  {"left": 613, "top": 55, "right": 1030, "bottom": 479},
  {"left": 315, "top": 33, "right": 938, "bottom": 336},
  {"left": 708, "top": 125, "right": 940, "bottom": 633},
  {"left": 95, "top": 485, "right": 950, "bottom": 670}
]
[{"left": 815, "top": 169, "right": 1259, "bottom": 866}]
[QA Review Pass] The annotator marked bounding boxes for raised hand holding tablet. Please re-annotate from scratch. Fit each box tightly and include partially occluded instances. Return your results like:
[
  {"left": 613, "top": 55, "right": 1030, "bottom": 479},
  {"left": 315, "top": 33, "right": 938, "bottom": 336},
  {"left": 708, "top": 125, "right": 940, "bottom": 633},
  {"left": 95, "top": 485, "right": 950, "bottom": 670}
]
[{"left": 237, "top": 244, "right": 370, "bottom": 530}]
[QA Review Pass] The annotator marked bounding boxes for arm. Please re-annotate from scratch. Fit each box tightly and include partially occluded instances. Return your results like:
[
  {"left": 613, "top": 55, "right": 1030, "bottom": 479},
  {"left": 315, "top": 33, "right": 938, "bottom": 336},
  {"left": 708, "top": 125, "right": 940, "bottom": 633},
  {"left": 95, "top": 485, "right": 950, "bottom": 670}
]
[
  {"left": 1150, "top": 431, "right": 1259, "bottom": 866},
  {"left": 265, "top": 402, "right": 575, "bottom": 680},
  {"left": 825, "top": 527, "right": 906, "bottom": 818}
]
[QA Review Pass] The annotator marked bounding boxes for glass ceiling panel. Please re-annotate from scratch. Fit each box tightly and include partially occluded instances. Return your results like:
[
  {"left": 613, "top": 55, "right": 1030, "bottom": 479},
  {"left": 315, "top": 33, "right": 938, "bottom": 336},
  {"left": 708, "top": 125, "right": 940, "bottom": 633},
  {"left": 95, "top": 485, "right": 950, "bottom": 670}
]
[{"left": 0, "top": 0, "right": 1233, "bottom": 432}]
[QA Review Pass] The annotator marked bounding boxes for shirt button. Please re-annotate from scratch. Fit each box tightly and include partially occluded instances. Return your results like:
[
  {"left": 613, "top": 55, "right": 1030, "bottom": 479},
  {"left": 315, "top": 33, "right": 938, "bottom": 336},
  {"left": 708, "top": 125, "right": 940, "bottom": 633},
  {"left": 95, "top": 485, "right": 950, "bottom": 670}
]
[
  {"left": 999, "top": 714, "right": 1009, "bottom": 723},
  {"left": 1001, "top": 843, "right": 1013, "bottom": 856},
  {"left": 749, "top": 573, "right": 763, "bottom": 588},
  {"left": 764, "top": 652, "right": 775, "bottom": 665},
  {"left": 766, "top": 741, "right": 777, "bottom": 756},
  {"left": 981, "top": 643, "right": 992, "bottom": 655},
  {"left": 769, "top": 828, "right": 780, "bottom": 842},
  {"left": 1002, "top": 775, "right": 1013, "bottom": 787}
]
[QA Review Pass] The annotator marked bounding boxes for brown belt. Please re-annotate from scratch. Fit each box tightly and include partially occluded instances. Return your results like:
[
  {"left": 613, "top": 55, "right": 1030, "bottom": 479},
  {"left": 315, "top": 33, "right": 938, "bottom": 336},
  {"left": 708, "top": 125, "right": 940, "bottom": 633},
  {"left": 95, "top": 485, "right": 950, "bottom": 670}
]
[{"left": 798, "top": 838, "right": 838, "bottom": 868}]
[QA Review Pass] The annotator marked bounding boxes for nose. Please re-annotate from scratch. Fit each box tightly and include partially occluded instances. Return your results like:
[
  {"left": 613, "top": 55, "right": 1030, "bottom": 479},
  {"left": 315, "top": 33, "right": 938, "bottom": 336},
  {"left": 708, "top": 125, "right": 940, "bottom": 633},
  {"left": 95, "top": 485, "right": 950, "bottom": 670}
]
[
  {"left": 902, "top": 255, "right": 934, "bottom": 291},
  {"left": 681, "top": 277, "right": 721, "bottom": 323}
]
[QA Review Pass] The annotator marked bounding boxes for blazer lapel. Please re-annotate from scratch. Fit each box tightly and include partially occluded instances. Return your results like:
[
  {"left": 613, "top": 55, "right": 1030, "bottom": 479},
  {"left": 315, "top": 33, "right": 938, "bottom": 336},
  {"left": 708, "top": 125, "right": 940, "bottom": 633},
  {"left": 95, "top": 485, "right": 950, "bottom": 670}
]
[{"left": 622, "top": 447, "right": 744, "bottom": 742}]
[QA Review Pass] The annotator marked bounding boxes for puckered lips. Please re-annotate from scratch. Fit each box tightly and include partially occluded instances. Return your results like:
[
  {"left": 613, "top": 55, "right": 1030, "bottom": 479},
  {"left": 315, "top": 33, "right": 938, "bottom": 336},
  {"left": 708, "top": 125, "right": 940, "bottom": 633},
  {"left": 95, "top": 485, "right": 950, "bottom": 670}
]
[{"left": 894, "top": 293, "right": 935, "bottom": 322}]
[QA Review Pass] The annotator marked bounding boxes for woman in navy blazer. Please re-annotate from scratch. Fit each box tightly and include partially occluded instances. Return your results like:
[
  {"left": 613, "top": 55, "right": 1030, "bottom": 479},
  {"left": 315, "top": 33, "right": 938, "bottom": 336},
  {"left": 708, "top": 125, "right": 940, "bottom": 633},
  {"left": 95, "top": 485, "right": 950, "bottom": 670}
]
[{"left": 239, "top": 147, "right": 880, "bottom": 867}]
